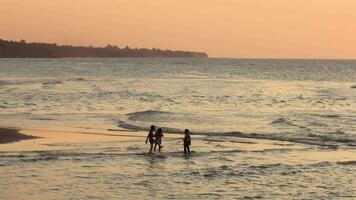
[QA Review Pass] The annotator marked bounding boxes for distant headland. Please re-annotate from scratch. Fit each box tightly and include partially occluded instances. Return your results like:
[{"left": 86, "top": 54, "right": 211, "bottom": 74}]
[{"left": 0, "top": 39, "right": 208, "bottom": 58}]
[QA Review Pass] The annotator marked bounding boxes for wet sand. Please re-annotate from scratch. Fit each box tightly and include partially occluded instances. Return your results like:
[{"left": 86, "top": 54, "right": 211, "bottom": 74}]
[
  {"left": 0, "top": 126, "right": 185, "bottom": 152},
  {"left": 0, "top": 128, "right": 38, "bottom": 144}
]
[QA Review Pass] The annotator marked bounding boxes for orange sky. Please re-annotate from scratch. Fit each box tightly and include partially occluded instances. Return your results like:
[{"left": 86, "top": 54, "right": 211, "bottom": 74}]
[{"left": 0, "top": 0, "right": 355, "bottom": 58}]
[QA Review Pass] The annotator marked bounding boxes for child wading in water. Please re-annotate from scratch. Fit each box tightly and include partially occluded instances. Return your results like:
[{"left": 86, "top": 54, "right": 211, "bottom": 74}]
[
  {"left": 183, "top": 129, "right": 191, "bottom": 154},
  {"left": 145, "top": 125, "right": 156, "bottom": 154},
  {"left": 154, "top": 128, "right": 164, "bottom": 152}
]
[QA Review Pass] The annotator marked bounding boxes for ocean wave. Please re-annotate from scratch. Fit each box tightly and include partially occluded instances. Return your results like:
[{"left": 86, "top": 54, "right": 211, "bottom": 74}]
[
  {"left": 180, "top": 162, "right": 335, "bottom": 180},
  {"left": 118, "top": 121, "right": 356, "bottom": 147},
  {"left": 42, "top": 80, "right": 63, "bottom": 86},
  {"left": 70, "top": 77, "right": 87, "bottom": 82},
  {"left": 326, "top": 130, "right": 346, "bottom": 135},
  {"left": 21, "top": 155, "right": 59, "bottom": 162},
  {"left": 308, "top": 121, "right": 326, "bottom": 127},
  {"left": 310, "top": 113, "right": 341, "bottom": 118},
  {"left": 125, "top": 109, "right": 211, "bottom": 126},
  {"left": 249, "top": 163, "right": 282, "bottom": 169},
  {"left": 118, "top": 121, "right": 182, "bottom": 133},
  {"left": 30, "top": 117, "right": 55, "bottom": 121},
  {"left": 119, "top": 91, "right": 164, "bottom": 99},
  {"left": 127, "top": 110, "right": 172, "bottom": 122},
  {"left": 0, "top": 79, "right": 40, "bottom": 86},
  {"left": 336, "top": 161, "right": 356, "bottom": 165},
  {"left": 270, "top": 117, "right": 297, "bottom": 126}
]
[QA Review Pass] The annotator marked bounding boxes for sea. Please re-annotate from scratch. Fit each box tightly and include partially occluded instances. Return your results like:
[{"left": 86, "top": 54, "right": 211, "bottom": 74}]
[{"left": 0, "top": 58, "right": 355, "bottom": 199}]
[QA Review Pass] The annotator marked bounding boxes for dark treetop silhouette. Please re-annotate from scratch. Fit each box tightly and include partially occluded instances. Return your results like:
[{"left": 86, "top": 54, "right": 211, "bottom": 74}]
[{"left": 0, "top": 39, "right": 208, "bottom": 58}]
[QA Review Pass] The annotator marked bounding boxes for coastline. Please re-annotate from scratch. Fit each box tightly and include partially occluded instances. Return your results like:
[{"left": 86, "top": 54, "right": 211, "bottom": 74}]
[
  {"left": 0, "top": 126, "right": 181, "bottom": 152},
  {"left": 0, "top": 127, "right": 38, "bottom": 144},
  {"left": 0, "top": 39, "right": 208, "bottom": 58},
  {"left": 1, "top": 126, "right": 355, "bottom": 199}
]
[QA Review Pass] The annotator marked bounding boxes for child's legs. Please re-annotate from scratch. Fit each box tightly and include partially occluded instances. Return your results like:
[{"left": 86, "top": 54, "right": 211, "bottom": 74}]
[
  {"left": 155, "top": 139, "right": 162, "bottom": 151},
  {"left": 187, "top": 145, "right": 190, "bottom": 153},
  {"left": 184, "top": 145, "right": 187, "bottom": 154},
  {"left": 149, "top": 143, "right": 154, "bottom": 153}
]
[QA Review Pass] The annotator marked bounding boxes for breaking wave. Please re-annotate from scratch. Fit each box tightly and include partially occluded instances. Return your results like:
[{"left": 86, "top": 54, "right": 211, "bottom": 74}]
[
  {"left": 126, "top": 110, "right": 202, "bottom": 124},
  {"left": 270, "top": 117, "right": 297, "bottom": 126},
  {"left": 42, "top": 80, "right": 63, "bottom": 86},
  {"left": 118, "top": 120, "right": 182, "bottom": 133},
  {"left": 336, "top": 161, "right": 356, "bottom": 165},
  {"left": 311, "top": 114, "right": 340, "bottom": 118},
  {"left": 127, "top": 110, "right": 172, "bottom": 122},
  {"left": 118, "top": 121, "right": 356, "bottom": 147}
]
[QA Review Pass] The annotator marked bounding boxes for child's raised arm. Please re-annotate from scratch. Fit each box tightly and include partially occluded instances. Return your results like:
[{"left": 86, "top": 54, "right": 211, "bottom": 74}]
[{"left": 145, "top": 132, "right": 149, "bottom": 143}]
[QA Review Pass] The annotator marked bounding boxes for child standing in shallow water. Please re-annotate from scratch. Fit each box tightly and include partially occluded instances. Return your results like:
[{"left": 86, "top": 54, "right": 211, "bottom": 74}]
[
  {"left": 154, "top": 128, "right": 164, "bottom": 152},
  {"left": 145, "top": 125, "right": 156, "bottom": 154},
  {"left": 183, "top": 129, "right": 191, "bottom": 154}
]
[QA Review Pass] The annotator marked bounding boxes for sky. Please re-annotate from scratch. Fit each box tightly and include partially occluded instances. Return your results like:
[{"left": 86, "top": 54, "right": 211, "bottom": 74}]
[{"left": 0, "top": 0, "right": 355, "bottom": 59}]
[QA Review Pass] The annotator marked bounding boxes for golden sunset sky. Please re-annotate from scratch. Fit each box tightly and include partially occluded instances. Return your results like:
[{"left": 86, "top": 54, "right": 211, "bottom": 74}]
[{"left": 0, "top": 0, "right": 355, "bottom": 58}]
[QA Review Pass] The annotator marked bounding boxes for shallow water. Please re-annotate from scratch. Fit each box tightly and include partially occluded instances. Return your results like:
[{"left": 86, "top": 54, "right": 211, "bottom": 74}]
[
  {"left": 0, "top": 134, "right": 355, "bottom": 199},
  {"left": 0, "top": 58, "right": 355, "bottom": 199},
  {"left": 0, "top": 58, "right": 355, "bottom": 145}
]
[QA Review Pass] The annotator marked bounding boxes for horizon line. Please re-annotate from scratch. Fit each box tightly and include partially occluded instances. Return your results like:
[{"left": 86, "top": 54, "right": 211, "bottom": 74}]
[
  {"left": 210, "top": 57, "right": 356, "bottom": 61},
  {"left": 2, "top": 38, "right": 356, "bottom": 60}
]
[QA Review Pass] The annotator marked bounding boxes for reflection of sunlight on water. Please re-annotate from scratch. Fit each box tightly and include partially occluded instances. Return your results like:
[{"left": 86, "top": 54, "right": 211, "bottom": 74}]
[
  {"left": 0, "top": 58, "right": 355, "bottom": 198},
  {"left": 1, "top": 129, "right": 355, "bottom": 199},
  {"left": 1, "top": 78, "right": 355, "bottom": 136},
  {"left": 0, "top": 59, "right": 355, "bottom": 134}
]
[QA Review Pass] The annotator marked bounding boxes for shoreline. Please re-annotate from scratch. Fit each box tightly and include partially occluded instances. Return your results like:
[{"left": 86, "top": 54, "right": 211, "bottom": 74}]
[
  {"left": 0, "top": 126, "right": 173, "bottom": 152},
  {"left": 1, "top": 125, "right": 353, "bottom": 148},
  {"left": 0, "top": 128, "right": 39, "bottom": 144}
]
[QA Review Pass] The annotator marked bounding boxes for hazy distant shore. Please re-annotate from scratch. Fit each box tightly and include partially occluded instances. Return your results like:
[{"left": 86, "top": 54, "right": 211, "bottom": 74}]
[
  {"left": 0, "top": 128, "right": 38, "bottom": 144},
  {"left": 0, "top": 39, "right": 208, "bottom": 58}
]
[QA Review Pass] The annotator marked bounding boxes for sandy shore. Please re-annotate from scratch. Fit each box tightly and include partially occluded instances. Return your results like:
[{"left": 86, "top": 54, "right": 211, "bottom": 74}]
[
  {"left": 0, "top": 126, "right": 185, "bottom": 152},
  {"left": 0, "top": 127, "right": 38, "bottom": 144},
  {"left": 1, "top": 127, "right": 355, "bottom": 200}
]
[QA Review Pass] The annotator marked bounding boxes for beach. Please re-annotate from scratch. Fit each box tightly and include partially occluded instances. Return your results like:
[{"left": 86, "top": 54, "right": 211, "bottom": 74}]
[
  {"left": 1, "top": 125, "right": 355, "bottom": 199},
  {"left": 0, "top": 128, "right": 38, "bottom": 145},
  {"left": 0, "top": 126, "right": 174, "bottom": 150},
  {"left": 1, "top": 0, "right": 356, "bottom": 198},
  {"left": 1, "top": 58, "right": 355, "bottom": 199}
]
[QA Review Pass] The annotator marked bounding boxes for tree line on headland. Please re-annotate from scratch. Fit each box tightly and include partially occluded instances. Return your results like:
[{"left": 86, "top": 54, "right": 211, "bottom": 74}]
[{"left": 0, "top": 39, "right": 208, "bottom": 58}]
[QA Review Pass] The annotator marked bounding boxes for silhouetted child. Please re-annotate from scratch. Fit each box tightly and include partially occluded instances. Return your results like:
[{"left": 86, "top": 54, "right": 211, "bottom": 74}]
[
  {"left": 145, "top": 125, "right": 156, "bottom": 153},
  {"left": 154, "top": 128, "right": 164, "bottom": 152},
  {"left": 183, "top": 129, "right": 191, "bottom": 154}
]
